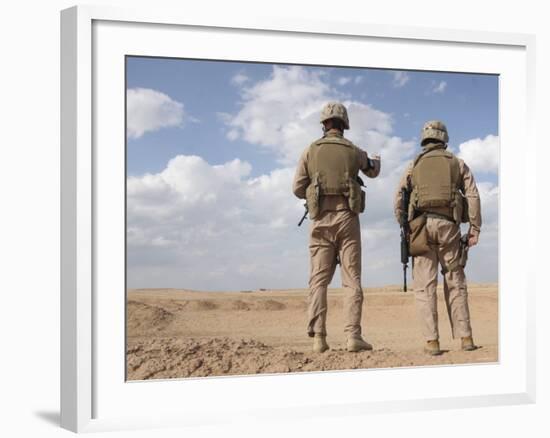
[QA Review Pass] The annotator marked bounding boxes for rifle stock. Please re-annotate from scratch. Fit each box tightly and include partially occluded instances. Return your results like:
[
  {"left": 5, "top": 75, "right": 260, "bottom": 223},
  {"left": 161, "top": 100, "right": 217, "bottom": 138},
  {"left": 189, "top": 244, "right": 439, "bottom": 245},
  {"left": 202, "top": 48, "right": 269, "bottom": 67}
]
[{"left": 298, "top": 203, "right": 308, "bottom": 227}]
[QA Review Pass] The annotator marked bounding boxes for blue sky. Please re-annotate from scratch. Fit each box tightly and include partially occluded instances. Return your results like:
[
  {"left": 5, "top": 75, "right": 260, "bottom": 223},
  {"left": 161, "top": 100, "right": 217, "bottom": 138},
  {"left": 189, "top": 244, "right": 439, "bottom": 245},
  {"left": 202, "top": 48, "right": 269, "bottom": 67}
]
[
  {"left": 126, "top": 56, "right": 499, "bottom": 290},
  {"left": 127, "top": 57, "right": 498, "bottom": 179}
]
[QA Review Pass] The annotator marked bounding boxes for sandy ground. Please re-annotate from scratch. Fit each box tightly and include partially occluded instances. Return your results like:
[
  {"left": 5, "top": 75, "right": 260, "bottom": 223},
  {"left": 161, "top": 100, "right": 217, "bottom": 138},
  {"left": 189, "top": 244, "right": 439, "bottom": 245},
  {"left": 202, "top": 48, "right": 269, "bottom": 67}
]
[{"left": 126, "top": 284, "right": 498, "bottom": 380}]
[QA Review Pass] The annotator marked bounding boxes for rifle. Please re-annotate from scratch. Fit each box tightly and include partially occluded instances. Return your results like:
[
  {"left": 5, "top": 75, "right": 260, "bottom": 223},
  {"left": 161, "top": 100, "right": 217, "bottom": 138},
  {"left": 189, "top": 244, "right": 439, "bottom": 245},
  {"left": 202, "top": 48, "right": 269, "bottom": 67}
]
[
  {"left": 400, "top": 187, "right": 411, "bottom": 292},
  {"left": 298, "top": 203, "right": 308, "bottom": 227}
]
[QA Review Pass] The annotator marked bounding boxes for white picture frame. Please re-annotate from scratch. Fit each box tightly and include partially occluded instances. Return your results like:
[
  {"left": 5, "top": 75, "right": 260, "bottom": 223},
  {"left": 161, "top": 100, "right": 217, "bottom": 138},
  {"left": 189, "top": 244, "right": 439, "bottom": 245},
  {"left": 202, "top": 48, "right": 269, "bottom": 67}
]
[{"left": 60, "top": 4, "right": 536, "bottom": 433}]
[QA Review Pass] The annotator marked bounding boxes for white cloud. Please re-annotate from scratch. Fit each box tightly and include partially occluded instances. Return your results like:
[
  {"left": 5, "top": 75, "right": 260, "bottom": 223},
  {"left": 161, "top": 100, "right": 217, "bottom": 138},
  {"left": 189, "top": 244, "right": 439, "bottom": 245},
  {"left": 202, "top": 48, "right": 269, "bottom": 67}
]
[
  {"left": 127, "top": 88, "right": 185, "bottom": 139},
  {"left": 432, "top": 80, "right": 447, "bottom": 94},
  {"left": 226, "top": 129, "right": 239, "bottom": 141},
  {"left": 127, "top": 67, "right": 498, "bottom": 290},
  {"left": 337, "top": 76, "right": 352, "bottom": 86},
  {"left": 127, "top": 155, "right": 309, "bottom": 290},
  {"left": 128, "top": 67, "right": 422, "bottom": 289},
  {"left": 127, "top": 151, "right": 498, "bottom": 289},
  {"left": 231, "top": 72, "right": 249, "bottom": 86},
  {"left": 477, "top": 181, "right": 499, "bottom": 222},
  {"left": 224, "top": 65, "right": 399, "bottom": 166},
  {"left": 457, "top": 134, "right": 499, "bottom": 174},
  {"left": 391, "top": 71, "right": 410, "bottom": 88},
  {"left": 354, "top": 76, "right": 363, "bottom": 85},
  {"left": 463, "top": 181, "right": 498, "bottom": 281}
]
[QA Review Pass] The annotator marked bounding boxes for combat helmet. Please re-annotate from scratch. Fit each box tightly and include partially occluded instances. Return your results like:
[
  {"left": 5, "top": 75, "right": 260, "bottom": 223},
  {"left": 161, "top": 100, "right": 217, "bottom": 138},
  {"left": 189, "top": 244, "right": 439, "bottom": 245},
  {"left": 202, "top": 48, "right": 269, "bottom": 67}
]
[
  {"left": 320, "top": 102, "right": 350, "bottom": 130},
  {"left": 421, "top": 120, "right": 449, "bottom": 145}
]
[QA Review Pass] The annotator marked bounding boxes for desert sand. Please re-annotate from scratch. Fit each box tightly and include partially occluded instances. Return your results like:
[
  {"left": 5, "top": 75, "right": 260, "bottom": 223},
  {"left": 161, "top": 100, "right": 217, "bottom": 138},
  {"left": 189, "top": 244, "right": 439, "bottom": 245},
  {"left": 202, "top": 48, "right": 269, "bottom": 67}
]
[{"left": 126, "top": 284, "right": 498, "bottom": 380}]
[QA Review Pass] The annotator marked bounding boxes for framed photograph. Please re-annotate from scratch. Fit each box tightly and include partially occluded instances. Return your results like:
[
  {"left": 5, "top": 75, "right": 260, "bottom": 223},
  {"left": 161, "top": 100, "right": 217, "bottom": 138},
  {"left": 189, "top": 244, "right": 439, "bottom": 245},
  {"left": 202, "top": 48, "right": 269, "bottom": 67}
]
[{"left": 61, "top": 5, "right": 536, "bottom": 433}]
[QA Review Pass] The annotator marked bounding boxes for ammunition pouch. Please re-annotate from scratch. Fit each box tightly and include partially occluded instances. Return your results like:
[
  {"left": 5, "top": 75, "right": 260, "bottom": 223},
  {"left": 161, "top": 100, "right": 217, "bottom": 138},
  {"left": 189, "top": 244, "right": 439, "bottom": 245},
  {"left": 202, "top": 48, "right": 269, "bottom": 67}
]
[
  {"left": 348, "top": 177, "right": 365, "bottom": 214},
  {"left": 305, "top": 180, "right": 320, "bottom": 220},
  {"left": 408, "top": 213, "right": 430, "bottom": 256},
  {"left": 307, "top": 173, "right": 365, "bottom": 220}
]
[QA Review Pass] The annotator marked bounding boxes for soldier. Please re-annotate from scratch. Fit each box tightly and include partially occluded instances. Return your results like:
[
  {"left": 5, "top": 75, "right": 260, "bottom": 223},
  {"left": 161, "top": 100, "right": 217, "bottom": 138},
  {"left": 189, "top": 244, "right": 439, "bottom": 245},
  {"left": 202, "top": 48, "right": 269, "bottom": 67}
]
[
  {"left": 394, "top": 120, "right": 482, "bottom": 355},
  {"left": 293, "top": 102, "right": 381, "bottom": 353}
]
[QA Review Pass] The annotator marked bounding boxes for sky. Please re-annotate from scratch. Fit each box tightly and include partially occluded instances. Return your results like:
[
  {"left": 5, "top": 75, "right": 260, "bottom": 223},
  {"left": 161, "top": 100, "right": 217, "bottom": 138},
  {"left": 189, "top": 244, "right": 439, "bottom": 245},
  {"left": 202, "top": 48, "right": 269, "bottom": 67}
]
[{"left": 126, "top": 56, "right": 499, "bottom": 290}]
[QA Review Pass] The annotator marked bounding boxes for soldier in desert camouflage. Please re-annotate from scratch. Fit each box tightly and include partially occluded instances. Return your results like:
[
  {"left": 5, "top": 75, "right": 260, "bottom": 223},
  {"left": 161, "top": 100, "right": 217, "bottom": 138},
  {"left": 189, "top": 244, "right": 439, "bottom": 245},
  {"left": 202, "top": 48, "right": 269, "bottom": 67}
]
[
  {"left": 293, "top": 102, "right": 381, "bottom": 353},
  {"left": 394, "top": 121, "right": 482, "bottom": 355}
]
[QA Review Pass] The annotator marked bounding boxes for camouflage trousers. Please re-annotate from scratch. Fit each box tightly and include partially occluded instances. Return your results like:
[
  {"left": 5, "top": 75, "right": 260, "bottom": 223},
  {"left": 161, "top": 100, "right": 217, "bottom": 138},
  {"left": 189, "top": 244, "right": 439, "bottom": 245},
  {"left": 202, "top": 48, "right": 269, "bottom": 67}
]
[
  {"left": 307, "top": 210, "right": 363, "bottom": 338},
  {"left": 412, "top": 217, "right": 473, "bottom": 341}
]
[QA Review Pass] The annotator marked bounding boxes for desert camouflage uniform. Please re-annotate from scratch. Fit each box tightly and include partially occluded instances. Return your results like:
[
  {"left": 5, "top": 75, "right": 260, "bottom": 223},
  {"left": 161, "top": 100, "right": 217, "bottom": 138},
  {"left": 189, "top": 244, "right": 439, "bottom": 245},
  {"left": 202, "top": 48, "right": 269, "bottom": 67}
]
[
  {"left": 394, "top": 143, "right": 482, "bottom": 341},
  {"left": 293, "top": 129, "right": 380, "bottom": 338}
]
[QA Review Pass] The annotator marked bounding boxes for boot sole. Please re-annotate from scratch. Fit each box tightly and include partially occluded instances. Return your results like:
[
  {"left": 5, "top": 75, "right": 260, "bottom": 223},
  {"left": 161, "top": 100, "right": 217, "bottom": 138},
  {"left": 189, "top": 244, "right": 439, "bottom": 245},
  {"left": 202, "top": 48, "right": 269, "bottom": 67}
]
[{"left": 347, "top": 346, "right": 373, "bottom": 352}]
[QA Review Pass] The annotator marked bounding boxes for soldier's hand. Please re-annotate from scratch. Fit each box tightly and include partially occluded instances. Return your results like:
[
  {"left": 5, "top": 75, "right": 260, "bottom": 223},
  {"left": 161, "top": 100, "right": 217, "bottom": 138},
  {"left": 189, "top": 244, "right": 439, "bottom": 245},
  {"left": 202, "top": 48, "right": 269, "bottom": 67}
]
[{"left": 468, "top": 234, "right": 479, "bottom": 247}]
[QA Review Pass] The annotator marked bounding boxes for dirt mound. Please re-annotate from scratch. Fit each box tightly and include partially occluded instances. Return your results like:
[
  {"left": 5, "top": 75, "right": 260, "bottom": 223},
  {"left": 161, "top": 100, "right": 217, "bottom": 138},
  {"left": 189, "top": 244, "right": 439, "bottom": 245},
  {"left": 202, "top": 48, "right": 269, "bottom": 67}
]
[
  {"left": 127, "top": 301, "right": 175, "bottom": 336},
  {"left": 126, "top": 337, "right": 417, "bottom": 380},
  {"left": 127, "top": 337, "right": 498, "bottom": 381},
  {"left": 126, "top": 285, "right": 498, "bottom": 379},
  {"left": 257, "top": 299, "right": 286, "bottom": 311},
  {"left": 164, "top": 300, "right": 189, "bottom": 312},
  {"left": 231, "top": 300, "right": 251, "bottom": 311},
  {"left": 191, "top": 300, "right": 219, "bottom": 311}
]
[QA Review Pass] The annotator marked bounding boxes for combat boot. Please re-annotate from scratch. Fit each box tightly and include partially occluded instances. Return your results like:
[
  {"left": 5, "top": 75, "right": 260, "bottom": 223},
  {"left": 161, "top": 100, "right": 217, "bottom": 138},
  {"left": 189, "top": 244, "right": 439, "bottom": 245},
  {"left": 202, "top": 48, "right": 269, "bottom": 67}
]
[
  {"left": 461, "top": 336, "right": 477, "bottom": 351},
  {"left": 424, "top": 339, "right": 442, "bottom": 356},
  {"left": 312, "top": 334, "right": 329, "bottom": 353},
  {"left": 346, "top": 335, "right": 373, "bottom": 352}
]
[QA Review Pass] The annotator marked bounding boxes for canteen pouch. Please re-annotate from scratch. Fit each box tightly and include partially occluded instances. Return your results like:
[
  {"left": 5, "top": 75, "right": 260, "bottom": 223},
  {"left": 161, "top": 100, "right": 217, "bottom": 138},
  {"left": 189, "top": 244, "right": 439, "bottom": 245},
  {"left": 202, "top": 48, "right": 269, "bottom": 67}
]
[{"left": 408, "top": 214, "right": 430, "bottom": 256}]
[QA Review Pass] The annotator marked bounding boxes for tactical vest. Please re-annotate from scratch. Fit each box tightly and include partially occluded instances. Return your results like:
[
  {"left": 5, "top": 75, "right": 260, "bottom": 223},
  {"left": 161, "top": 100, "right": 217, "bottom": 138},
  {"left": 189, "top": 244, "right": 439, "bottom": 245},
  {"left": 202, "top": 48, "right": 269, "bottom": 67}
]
[
  {"left": 410, "top": 146, "right": 461, "bottom": 221},
  {"left": 305, "top": 135, "right": 363, "bottom": 219}
]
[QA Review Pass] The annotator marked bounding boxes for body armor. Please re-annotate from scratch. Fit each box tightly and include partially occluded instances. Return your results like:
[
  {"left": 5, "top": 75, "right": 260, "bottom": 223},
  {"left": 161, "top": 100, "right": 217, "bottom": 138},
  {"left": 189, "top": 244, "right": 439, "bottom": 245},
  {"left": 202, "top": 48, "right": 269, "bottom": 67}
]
[
  {"left": 411, "top": 145, "right": 461, "bottom": 221},
  {"left": 305, "top": 134, "right": 363, "bottom": 219}
]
